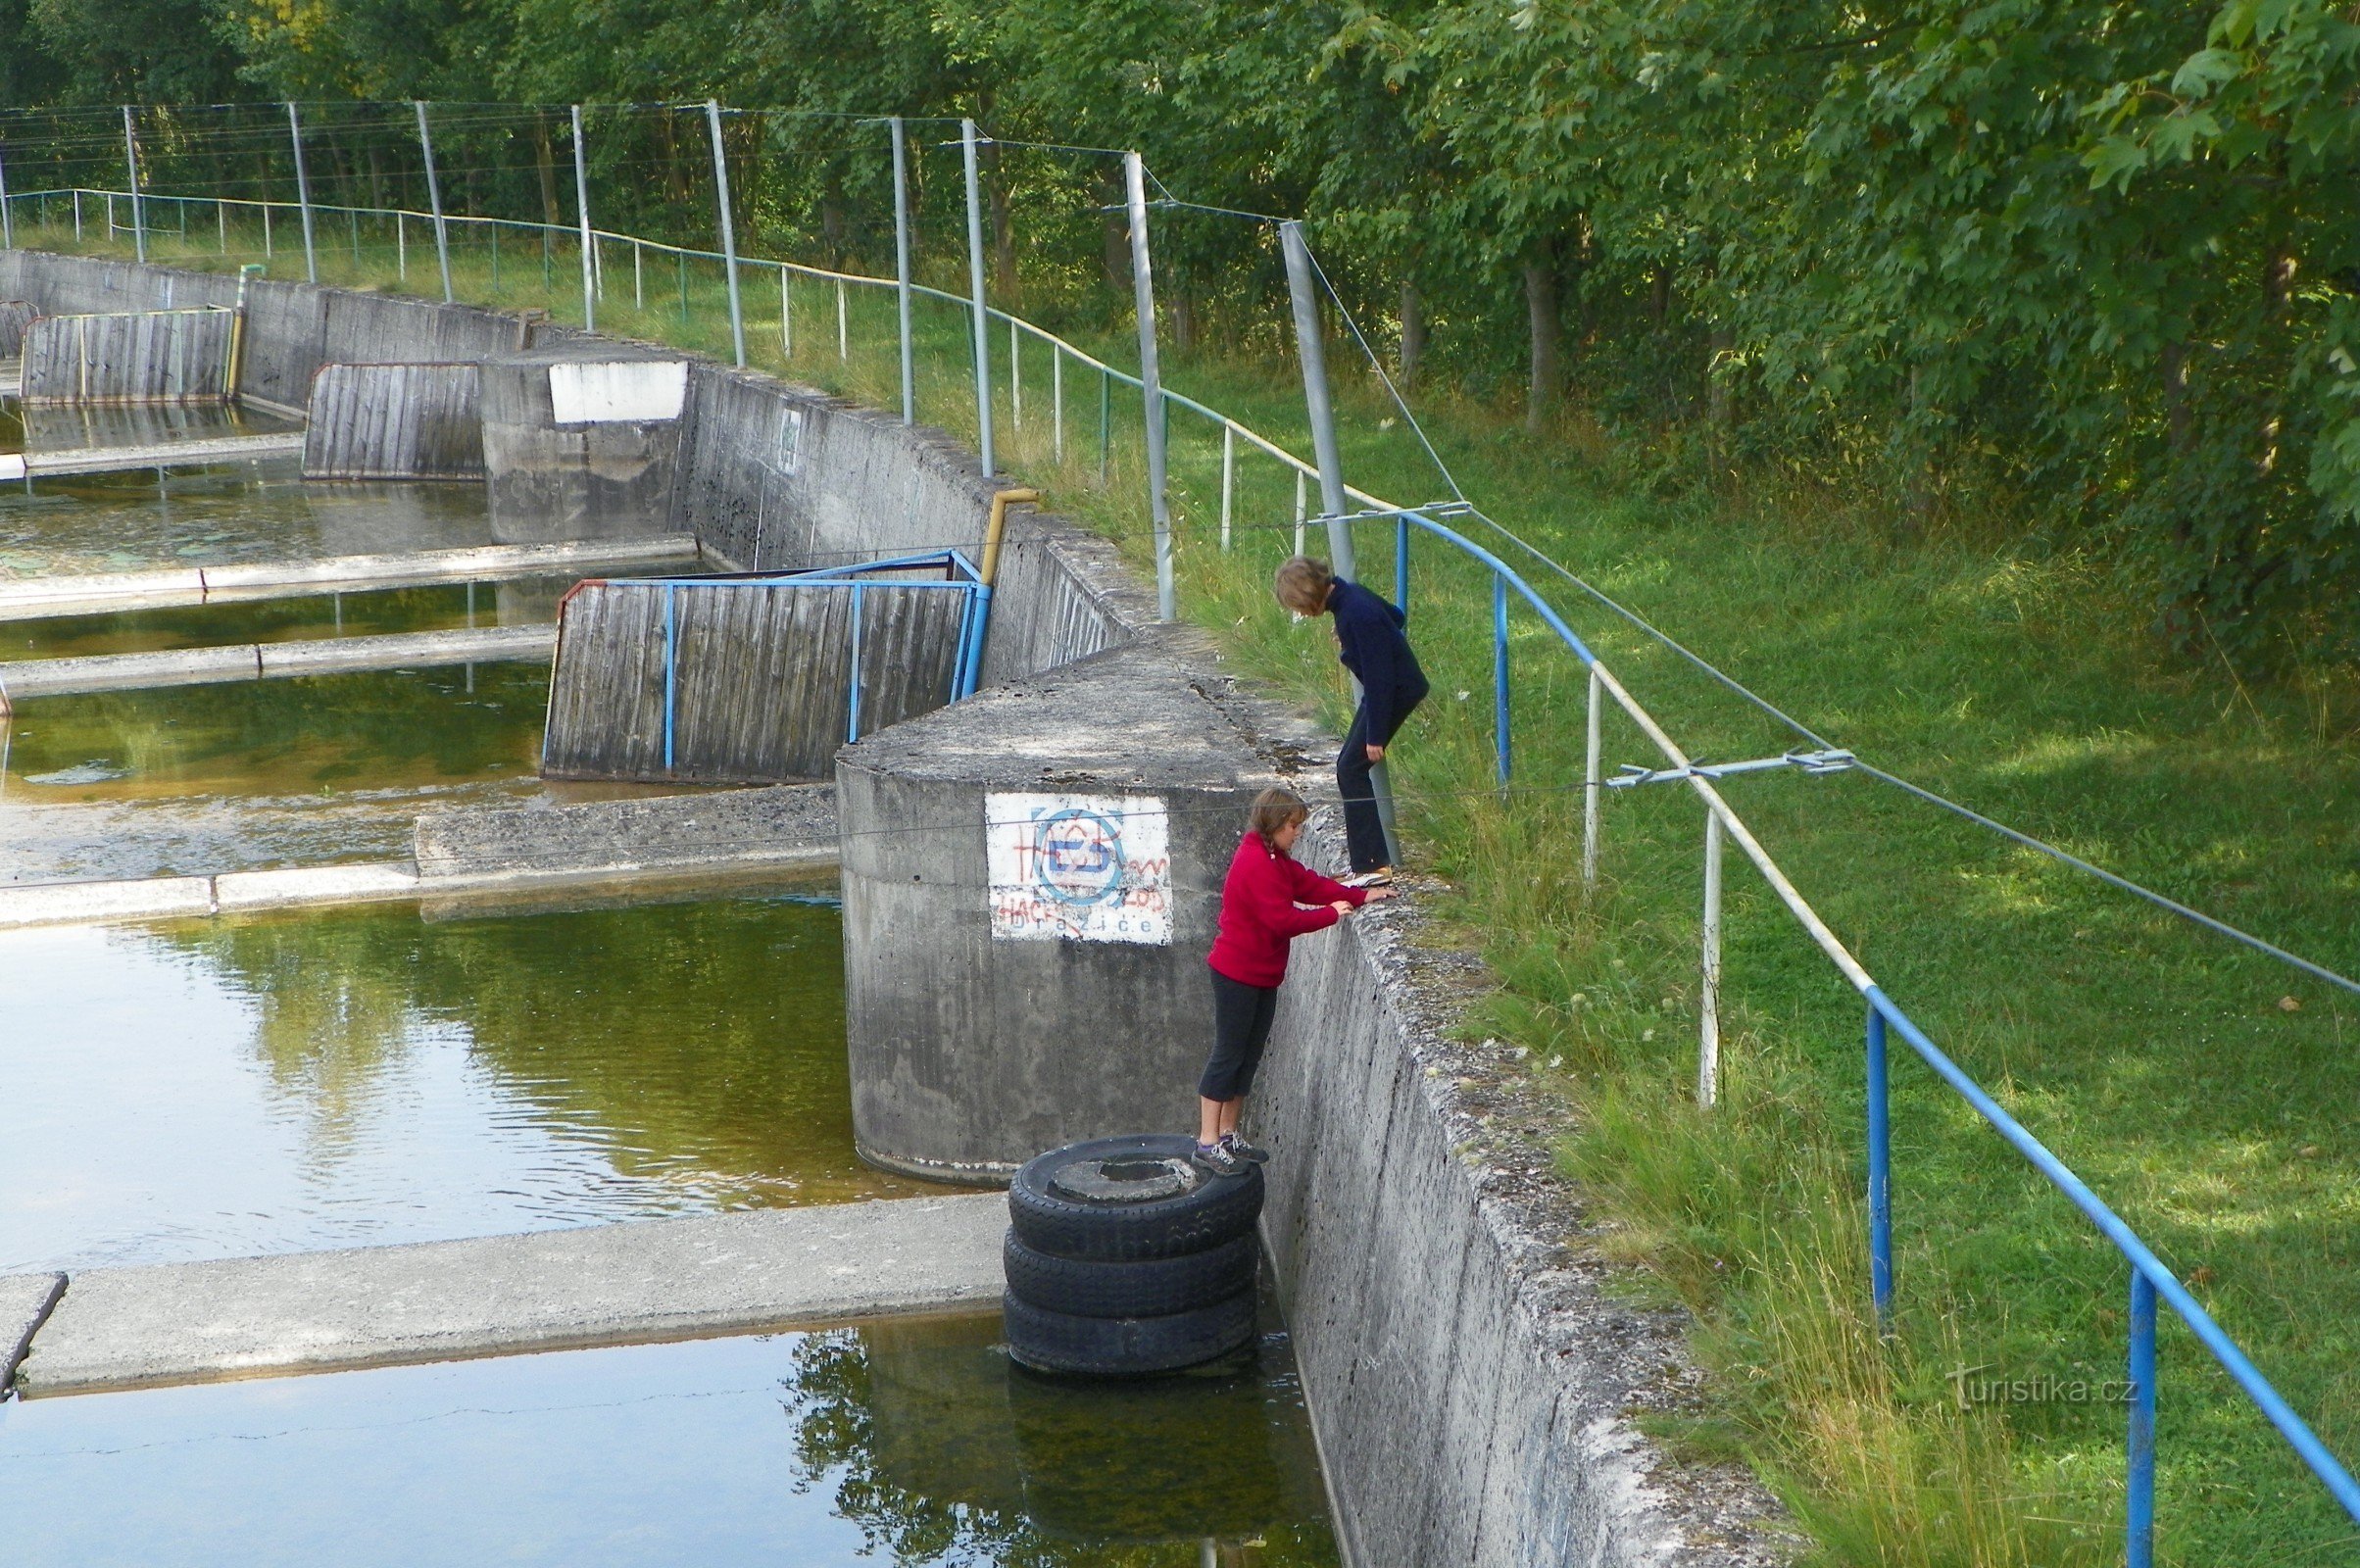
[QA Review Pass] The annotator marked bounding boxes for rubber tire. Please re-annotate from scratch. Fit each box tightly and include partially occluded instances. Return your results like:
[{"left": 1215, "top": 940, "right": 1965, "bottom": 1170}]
[
  {"left": 1008, "top": 1134, "right": 1262, "bottom": 1262},
  {"left": 1003, "top": 1287, "right": 1259, "bottom": 1376},
  {"left": 1003, "top": 1228, "right": 1257, "bottom": 1317}
]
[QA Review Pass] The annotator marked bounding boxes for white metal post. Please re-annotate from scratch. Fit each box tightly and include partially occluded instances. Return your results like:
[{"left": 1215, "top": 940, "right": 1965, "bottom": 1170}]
[
  {"left": 396, "top": 210, "right": 406, "bottom": 280},
  {"left": 286, "top": 102, "right": 318, "bottom": 283},
  {"left": 0, "top": 142, "right": 13, "bottom": 251},
  {"left": 1584, "top": 664, "right": 1602, "bottom": 890},
  {"left": 1053, "top": 347, "right": 1063, "bottom": 462},
  {"left": 1294, "top": 468, "right": 1306, "bottom": 557},
  {"left": 780, "top": 267, "right": 791, "bottom": 356},
  {"left": 890, "top": 117, "right": 914, "bottom": 425},
  {"left": 837, "top": 276, "right": 847, "bottom": 360},
  {"left": 121, "top": 107, "right": 145, "bottom": 264},
  {"left": 1220, "top": 423, "right": 1235, "bottom": 552},
  {"left": 570, "top": 105, "right": 595, "bottom": 331},
  {"left": 705, "top": 99, "right": 746, "bottom": 368},
  {"left": 961, "top": 119, "right": 995, "bottom": 476},
  {"left": 633, "top": 239, "right": 643, "bottom": 310},
  {"left": 1009, "top": 318, "right": 1020, "bottom": 427},
  {"left": 1125, "top": 151, "right": 1174, "bottom": 621},
  {"left": 1699, "top": 808, "right": 1725, "bottom": 1107},
  {"left": 415, "top": 102, "right": 451, "bottom": 303}
]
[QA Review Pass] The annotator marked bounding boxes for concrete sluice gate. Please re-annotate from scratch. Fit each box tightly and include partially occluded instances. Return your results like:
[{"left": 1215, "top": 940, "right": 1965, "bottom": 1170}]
[{"left": 0, "top": 247, "right": 1781, "bottom": 1568}]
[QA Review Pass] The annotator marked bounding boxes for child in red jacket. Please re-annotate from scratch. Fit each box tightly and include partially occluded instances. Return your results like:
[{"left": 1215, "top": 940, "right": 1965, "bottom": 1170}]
[{"left": 1194, "top": 786, "right": 1394, "bottom": 1176}]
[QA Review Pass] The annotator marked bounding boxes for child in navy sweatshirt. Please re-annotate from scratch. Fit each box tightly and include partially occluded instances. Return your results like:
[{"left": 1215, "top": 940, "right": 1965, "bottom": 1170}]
[
  {"left": 1194, "top": 787, "right": 1393, "bottom": 1176},
  {"left": 1276, "top": 555, "right": 1430, "bottom": 876}
]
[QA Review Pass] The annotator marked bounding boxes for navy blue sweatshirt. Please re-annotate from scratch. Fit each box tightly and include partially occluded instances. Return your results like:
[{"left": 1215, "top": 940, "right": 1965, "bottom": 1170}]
[{"left": 1328, "top": 578, "right": 1428, "bottom": 738}]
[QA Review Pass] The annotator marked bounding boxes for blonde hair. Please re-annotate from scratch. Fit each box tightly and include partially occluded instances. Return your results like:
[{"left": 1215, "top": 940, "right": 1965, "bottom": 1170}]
[
  {"left": 1248, "top": 786, "right": 1310, "bottom": 851},
  {"left": 1274, "top": 556, "right": 1334, "bottom": 616}
]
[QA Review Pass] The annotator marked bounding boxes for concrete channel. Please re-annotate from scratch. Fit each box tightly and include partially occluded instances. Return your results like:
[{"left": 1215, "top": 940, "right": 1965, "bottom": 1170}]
[{"left": 0, "top": 248, "right": 1786, "bottom": 1566}]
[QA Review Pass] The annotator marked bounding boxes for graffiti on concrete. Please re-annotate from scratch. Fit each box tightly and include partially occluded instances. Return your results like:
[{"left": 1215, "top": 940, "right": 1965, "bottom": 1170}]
[{"left": 985, "top": 792, "right": 1171, "bottom": 945}]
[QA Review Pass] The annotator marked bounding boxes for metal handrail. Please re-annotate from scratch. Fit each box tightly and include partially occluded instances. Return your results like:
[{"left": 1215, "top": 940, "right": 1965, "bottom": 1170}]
[{"left": 8, "top": 173, "right": 2355, "bottom": 1558}]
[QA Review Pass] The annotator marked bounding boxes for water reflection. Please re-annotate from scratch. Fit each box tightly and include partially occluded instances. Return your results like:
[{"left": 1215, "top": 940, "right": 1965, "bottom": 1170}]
[
  {"left": 0, "top": 891, "right": 925, "bottom": 1273},
  {"left": 0, "top": 577, "right": 577, "bottom": 662},
  {"left": 18, "top": 401, "right": 300, "bottom": 454},
  {"left": 0, "top": 1319, "right": 1341, "bottom": 1567}
]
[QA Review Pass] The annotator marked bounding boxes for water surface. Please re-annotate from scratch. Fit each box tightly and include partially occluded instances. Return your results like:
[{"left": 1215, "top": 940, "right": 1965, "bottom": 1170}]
[
  {"left": 0, "top": 1316, "right": 1339, "bottom": 1567},
  {"left": 0, "top": 890, "right": 923, "bottom": 1273}
]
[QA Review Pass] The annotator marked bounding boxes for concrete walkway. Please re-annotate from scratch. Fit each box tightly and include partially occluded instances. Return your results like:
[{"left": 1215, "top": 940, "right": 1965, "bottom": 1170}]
[
  {"left": 13, "top": 430, "right": 307, "bottom": 478},
  {"left": 0, "top": 535, "right": 704, "bottom": 619},
  {"left": 0, "top": 623, "right": 554, "bottom": 703},
  {"left": 8, "top": 1194, "right": 1005, "bottom": 1396}
]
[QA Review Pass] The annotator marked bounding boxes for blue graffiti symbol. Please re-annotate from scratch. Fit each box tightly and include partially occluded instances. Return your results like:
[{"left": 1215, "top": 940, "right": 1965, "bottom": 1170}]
[{"left": 1032, "top": 808, "right": 1127, "bottom": 906}]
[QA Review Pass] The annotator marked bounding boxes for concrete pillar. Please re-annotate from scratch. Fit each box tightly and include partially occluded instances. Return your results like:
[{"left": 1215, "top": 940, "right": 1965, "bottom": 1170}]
[{"left": 477, "top": 349, "right": 690, "bottom": 540}]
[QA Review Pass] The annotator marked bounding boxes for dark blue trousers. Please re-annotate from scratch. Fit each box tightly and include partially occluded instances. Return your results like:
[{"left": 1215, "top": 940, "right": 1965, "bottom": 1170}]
[{"left": 1338, "top": 680, "right": 1426, "bottom": 872}]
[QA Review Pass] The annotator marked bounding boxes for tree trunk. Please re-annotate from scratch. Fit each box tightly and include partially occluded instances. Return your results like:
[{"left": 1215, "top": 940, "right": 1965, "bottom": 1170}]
[
  {"left": 1104, "top": 203, "right": 1129, "bottom": 290},
  {"left": 1706, "top": 323, "right": 1736, "bottom": 434},
  {"left": 1524, "top": 249, "right": 1561, "bottom": 434},
  {"left": 659, "top": 113, "right": 689, "bottom": 209},
  {"left": 2163, "top": 340, "right": 2190, "bottom": 451},
  {"left": 1170, "top": 289, "right": 1197, "bottom": 354},
  {"left": 532, "top": 116, "right": 562, "bottom": 228},
  {"left": 1649, "top": 266, "right": 1670, "bottom": 325},
  {"left": 1399, "top": 281, "right": 1425, "bottom": 392}
]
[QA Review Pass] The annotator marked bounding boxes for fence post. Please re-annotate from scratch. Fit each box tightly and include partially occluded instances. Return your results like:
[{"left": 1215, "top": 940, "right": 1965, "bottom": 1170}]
[
  {"left": 890, "top": 116, "right": 914, "bottom": 425},
  {"left": 1396, "top": 512, "right": 1411, "bottom": 614},
  {"left": 662, "top": 584, "right": 678, "bottom": 773},
  {"left": 705, "top": 99, "right": 746, "bottom": 368},
  {"left": 1699, "top": 808, "right": 1724, "bottom": 1107},
  {"left": 1294, "top": 469, "right": 1307, "bottom": 557},
  {"left": 961, "top": 120, "right": 996, "bottom": 477},
  {"left": 779, "top": 266, "right": 792, "bottom": 357},
  {"left": 261, "top": 201, "right": 270, "bottom": 258},
  {"left": 1866, "top": 1002, "right": 1893, "bottom": 1327},
  {"left": 121, "top": 107, "right": 145, "bottom": 264},
  {"left": 1583, "top": 665, "right": 1602, "bottom": 889},
  {"left": 1493, "top": 574, "right": 1511, "bottom": 791},
  {"left": 0, "top": 141, "right": 12, "bottom": 251},
  {"left": 286, "top": 102, "right": 318, "bottom": 283},
  {"left": 1219, "top": 424, "right": 1235, "bottom": 551},
  {"left": 2127, "top": 1268, "right": 2157, "bottom": 1568},
  {"left": 570, "top": 104, "right": 596, "bottom": 332},
  {"left": 633, "top": 239, "right": 643, "bottom": 311},
  {"left": 396, "top": 210, "right": 407, "bottom": 281},
  {"left": 1124, "top": 151, "right": 1174, "bottom": 620},
  {"left": 837, "top": 276, "right": 848, "bottom": 361},
  {"left": 848, "top": 584, "right": 866, "bottom": 744},
  {"left": 218, "top": 199, "right": 226, "bottom": 254},
  {"left": 1054, "top": 348, "right": 1064, "bottom": 463},
  {"left": 74, "top": 188, "right": 82, "bottom": 242},
  {"left": 415, "top": 102, "right": 453, "bottom": 304},
  {"left": 1098, "top": 366, "right": 1109, "bottom": 480}
]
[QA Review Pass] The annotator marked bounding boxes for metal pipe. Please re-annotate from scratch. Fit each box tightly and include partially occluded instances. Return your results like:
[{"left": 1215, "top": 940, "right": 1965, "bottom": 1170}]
[
  {"left": 570, "top": 105, "right": 595, "bottom": 331},
  {"left": 2128, "top": 1268, "right": 2158, "bottom": 1568},
  {"left": 416, "top": 102, "right": 453, "bottom": 303},
  {"left": 1396, "top": 512, "right": 1411, "bottom": 614},
  {"left": 1010, "top": 317, "right": 1021, "bottom": 427},
  {"left": 1278, "top": 220, "right": 1352, "bottom": 575},
  {"left": 662, "top": 584, "right": 678, "bottom": 771},
  {"left": 981, "top": 488, "right": 1039, "bottom": 589},
  {"left": 890, "top": 117, "right": 914, "bottom": 424},
  {"left": 286, "top": 103, "right": 318, "bottom": 283},
  {"left": 838, "top": 276, "right": 848, "bottom": 360},
  {"left": 847, "top": 583, "right": 865, "bottom": 743},
  {"left": 1124, "top": 152, "right": 1174, "bottom": 621},
  {"left": 1699, "top": 808, "right": 1724, "bottom": 1107},
  {"left": 1220, "top": 423, "right": 1235, "bottom": 551},
  {"left": 1054, "top": 348, "right": 1064, "bottom": 463},
  {"left": 1866, "top": 1004, "right": 1893, "bottom": 1328},
  {"left": 780, "top": 266, "right": 791, "bottom": 356},
  {"left": 121, "top": 107, "right": 145, "bottom": 264},
  {"left": 961, "top": 120, "right": 995, "bottom": 476},
  {"left": 705, "top": 100, "right": 746, "bottom": 368},
  {"left": 0, "top": 141, "right": 13, "bottom": 251}
]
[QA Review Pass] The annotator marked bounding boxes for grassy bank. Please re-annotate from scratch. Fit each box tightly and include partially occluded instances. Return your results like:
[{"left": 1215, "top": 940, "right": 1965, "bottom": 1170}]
[{"left": 25, "top": 219, "right": 2360, "bottom": 1564}]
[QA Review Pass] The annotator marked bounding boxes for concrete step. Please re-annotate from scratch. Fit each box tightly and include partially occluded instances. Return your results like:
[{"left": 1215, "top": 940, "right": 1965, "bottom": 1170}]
[
  {"left": 7, "top": 1194, "right": 1006, "bottom": 1396},
  {"left": 0, "top": 622, "right": 555, "bottom": 704},
  {"left": 10, "top": 430, "right": 306, "bottom": 479},
  {"left": 0, "top": 535, "right": 706, "bottom": 619}
]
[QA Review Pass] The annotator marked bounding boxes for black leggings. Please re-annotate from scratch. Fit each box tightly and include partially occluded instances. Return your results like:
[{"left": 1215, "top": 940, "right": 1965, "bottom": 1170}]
[{"left": 1200, "top": 969, "right": 1278, "bottom": 1101}]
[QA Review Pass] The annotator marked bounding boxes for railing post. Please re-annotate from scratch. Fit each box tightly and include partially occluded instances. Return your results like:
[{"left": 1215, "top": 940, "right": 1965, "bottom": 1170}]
[
  {"left": 0, "top": 141, "right": 13, "bottom": 251},
  {"left": 1125, "top": 151, "right": 1174, "bottom": 620},
  {"left": 1699, "top": 808, "right": 1724, "bottom": 1106},
  {"left": 960, "top": 119, "right": 995, "bottom": 476},
  {"left": 780, "top": 267, "right": 792, "bottom": 356},
  {"left": 633, "top": 239, "right": 643, "bottom": 311},
  {"left": 415, "top": 102, "right": 453, "bottom": 304},
  {"left": 1098, "top": 366, "right": 1109, "bottom": 480},
  {"left": 286, "top": 102, "right": 318, "bottom": 283},
  {"left": 1493, "top": 573, "right": 1511, "bottom": 791},
  {"left": 847, "top": 583, "right": 866, "bottom": 743},
  {"left": 1866, "top": 1002, "right": 1893, "bottom": 1328},
  {"left": 2128, "top": 1268, "right": 2157, "bottom": 1568},
  {"left": 570, "top": 104, "right": 595, "bottom": 331},
  {"left": 705, "top": 99, "right": 746, "bottom": 368},
  {"left": 218, "top": 198, "right": 227, "bottom": 254},
  {"left": 1396, "top": 512, "right": 1411, "bottom": 615},
  {"left": 662, "top": 584, "right": 679, "bottom": 773},
  {"left": 1219, "top": 423, "right": 1235, "bottom": 551},
  {"left": 121, "top": 106, "right": 145, "bottom": 264},
  {"left": 73, "top": 188, "right": 82, "bottom": 242},
  {"left": 1009, "top": 318, "right": 1021, "bottom": 427},
  {"left": 396, "top": 210, "right": 407, "bottom": 281},
  {"left": 837, "top": 277, "right": 848, "bottom": 361},
  {"left": 1053, "top": 348, "right": 1064, "bottom": 463},
  {"left": 1583, "top": 665, "right": 1602, "bottom": 890},
  {"left": 1294, "top": 469, "right": 1307, "bottom": 557},
  {"left": 890, "top": 116, "right": 914, "bottom": 425}
]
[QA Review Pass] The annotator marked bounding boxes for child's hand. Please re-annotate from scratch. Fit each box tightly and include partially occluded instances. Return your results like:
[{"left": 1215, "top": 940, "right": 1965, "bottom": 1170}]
[
  {"left": 1331, "top": 900, "right": 1354, "bottom": 915},
  {"left": 1365, "top": 743, "right": 1385, "bottom": 761},
  {"left": 1362, "top": 886, "right": 1397, "bottom": 903}
]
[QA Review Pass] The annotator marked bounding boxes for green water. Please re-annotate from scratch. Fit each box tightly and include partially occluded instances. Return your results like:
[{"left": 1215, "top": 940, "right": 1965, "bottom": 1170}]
[
  {"left": 0, "top": 890, "right": 928, "bottom": 1274},
  {"left": 0, "top": 460, "right": 501, "bottom": 581},
  {"left": 0, "top": 1314, "right": 1340, "bottom": 1566},
  {"left": 0, "top": 578, "right": 577, "bottom": 662},
  {"left": 0, "top": 663, "right": 546, "bottom": 803}
]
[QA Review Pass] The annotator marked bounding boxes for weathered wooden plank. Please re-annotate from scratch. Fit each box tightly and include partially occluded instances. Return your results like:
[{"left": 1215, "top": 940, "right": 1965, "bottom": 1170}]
[
  {"left": 0, "top": 301, "right": 35, "bottom": 360},
  {"left": 302, "top": 363, "right": 484, "bottom": 480},
  {"left": 19, "top": 309, "right": 234, "bottom": 405}
]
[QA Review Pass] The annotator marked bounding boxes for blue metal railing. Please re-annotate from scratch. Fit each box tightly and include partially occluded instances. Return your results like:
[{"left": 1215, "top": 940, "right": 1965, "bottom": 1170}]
[
  {"left": 14, "top": 174, "right": 2357, "bottom": 1558},
  {"left": 598, "top": 549, "right": 987, "bottom": 773}
]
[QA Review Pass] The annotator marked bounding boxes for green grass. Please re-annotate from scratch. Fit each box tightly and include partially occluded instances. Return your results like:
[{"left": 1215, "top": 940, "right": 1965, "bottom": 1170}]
[{"left": 27, "top": 211, "right": 2360, "bottom": 1564}]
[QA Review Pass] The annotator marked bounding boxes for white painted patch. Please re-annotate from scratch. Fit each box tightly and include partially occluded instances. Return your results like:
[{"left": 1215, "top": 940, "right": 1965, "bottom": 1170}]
[
  {"left": 774, "top": 405, "right": 804, "bottom": 473},
  {"left": 0, "top": 455, "right": 24, "bottom": 482},
  {"left": 547, "top": 360, "right": 688, "bottom": 425},
  {"left": 987, "top": 792, "right": 1171, "bottom": 945}
]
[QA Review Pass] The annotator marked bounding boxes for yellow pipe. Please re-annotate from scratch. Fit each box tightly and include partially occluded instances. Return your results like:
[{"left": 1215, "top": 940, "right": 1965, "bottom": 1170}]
[{"left": 981, "top": 488, "right": 1038, "bottom": 588}]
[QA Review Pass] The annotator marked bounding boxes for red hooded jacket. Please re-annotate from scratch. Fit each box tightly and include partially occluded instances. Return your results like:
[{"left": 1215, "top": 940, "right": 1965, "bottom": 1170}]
[{"left": 1205, "top": 830, "right": 1366, "bottom": 988}]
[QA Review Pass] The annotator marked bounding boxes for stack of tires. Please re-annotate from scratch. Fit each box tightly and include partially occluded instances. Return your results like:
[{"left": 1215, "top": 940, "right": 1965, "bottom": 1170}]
[{"left": 1003, "top": 1133, "right": 1263, "bottom": 1376}]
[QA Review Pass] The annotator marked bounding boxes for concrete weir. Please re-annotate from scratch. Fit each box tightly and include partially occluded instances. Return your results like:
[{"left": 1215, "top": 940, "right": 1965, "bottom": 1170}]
[
  {"left": 7, "top": 1194, "right": 1004, "bottom": 1396},
  {"left": 0, "top": 623, "right": 553, "bottom": 702},
  {"left": 0, "top": 249, "right": 1786, "bottom": 1562}
]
